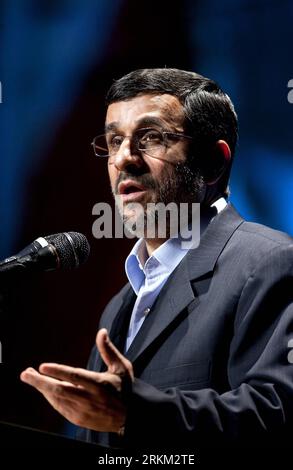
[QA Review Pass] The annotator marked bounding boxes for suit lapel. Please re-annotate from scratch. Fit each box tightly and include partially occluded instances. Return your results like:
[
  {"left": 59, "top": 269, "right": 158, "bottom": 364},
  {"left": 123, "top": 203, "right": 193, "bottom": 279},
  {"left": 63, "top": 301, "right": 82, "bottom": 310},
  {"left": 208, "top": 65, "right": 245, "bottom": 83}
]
[
  {"left": 109, "top": 287, "right": 136, "bottom": 351},
  {"left": 186, "top": 203, "right": 244, "bottom": 280},
  {"left": 125, "top": 204, "right": 244, "bottom": 365},
  {"left": 96, "top": 285, "right": 136, "bottom": 371}
]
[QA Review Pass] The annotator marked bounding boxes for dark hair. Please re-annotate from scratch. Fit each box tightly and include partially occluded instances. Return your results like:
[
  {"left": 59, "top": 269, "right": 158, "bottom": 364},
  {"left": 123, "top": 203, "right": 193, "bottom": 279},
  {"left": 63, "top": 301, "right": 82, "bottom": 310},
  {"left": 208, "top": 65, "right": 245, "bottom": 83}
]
[{"left": 106, "top": 68, "right": 238, "bottom": 197}]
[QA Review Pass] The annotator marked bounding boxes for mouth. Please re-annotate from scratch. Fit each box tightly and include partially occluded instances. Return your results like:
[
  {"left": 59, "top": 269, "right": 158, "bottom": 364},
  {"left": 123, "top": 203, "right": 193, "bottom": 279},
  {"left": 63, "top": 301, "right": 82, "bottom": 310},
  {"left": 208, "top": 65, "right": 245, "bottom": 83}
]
[{"left": 118, "top": 180, "right": 149, "bottom": 202}]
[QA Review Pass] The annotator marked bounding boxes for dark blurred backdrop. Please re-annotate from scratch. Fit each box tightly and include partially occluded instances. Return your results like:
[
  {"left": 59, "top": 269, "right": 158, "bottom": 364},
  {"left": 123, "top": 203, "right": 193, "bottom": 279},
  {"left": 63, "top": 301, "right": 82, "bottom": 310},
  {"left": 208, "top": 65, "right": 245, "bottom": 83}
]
[{"left": 0, "top": 0, "right": 292, "bottom": 435}]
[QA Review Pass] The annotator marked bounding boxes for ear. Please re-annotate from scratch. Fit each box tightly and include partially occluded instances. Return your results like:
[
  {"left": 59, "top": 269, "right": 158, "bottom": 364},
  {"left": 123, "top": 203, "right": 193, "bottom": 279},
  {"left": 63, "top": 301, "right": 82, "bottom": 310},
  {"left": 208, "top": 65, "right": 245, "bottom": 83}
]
[{"left": 205, "top": 140, "right": 231, "bottom": 186}]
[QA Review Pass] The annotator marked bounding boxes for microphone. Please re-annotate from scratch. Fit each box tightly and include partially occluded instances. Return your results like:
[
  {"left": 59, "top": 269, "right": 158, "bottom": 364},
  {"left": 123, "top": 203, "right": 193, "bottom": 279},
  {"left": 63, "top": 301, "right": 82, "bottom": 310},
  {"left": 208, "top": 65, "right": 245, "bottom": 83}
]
[{"left": 0, "top": 232, "right": 90, "bottom": 278}]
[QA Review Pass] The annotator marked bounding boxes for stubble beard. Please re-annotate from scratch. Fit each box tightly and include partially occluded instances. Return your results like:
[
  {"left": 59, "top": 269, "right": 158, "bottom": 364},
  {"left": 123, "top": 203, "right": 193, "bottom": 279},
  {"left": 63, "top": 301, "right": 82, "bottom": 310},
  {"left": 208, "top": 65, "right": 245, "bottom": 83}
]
[{"left": 113, "top": 162, "right": 205, "bottom": 239}]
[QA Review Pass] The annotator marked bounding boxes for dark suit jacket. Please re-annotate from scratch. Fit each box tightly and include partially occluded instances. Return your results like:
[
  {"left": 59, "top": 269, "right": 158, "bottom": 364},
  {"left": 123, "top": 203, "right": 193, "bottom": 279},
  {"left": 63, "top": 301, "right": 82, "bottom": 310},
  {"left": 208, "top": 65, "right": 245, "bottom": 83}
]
[{"left": 78, "top": 204, "right": 293, "bottom": 451}]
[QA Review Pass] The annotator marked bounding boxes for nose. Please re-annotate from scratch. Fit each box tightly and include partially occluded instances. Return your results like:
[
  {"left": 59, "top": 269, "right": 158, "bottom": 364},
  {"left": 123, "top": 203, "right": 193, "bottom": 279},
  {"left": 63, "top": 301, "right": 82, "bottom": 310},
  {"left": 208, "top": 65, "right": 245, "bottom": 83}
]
[{"left": 112, "top": 138, "right": 145, "bottom": 172}]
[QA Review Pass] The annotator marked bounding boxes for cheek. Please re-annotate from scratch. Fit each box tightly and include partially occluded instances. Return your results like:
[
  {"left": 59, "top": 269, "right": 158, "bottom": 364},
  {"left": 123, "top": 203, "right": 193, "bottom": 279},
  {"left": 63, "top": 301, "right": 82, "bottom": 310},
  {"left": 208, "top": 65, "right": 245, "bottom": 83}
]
[
  {"left": 148, "top": 160, "right": 167, "bottom": 181},
  {"left": 107, "top": 165, "right": 117, "bottom": 191},
  {"left": 155, "top": 162, "right": 176, "bottom": 185}
]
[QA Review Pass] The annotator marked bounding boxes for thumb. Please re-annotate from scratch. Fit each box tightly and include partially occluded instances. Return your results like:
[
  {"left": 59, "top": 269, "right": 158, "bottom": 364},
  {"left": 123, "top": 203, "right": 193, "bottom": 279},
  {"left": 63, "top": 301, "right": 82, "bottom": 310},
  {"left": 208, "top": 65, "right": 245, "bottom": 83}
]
[{"left": 96, "top": 328, "right": 134, "bottom": 381}]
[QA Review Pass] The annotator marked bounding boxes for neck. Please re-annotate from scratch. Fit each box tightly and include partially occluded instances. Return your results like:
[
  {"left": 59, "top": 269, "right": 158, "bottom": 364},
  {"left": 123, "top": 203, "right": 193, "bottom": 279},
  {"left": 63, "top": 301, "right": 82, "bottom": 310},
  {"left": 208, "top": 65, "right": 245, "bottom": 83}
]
[{"left": 145, "top": 237, "right": 168, "bottom": 256}]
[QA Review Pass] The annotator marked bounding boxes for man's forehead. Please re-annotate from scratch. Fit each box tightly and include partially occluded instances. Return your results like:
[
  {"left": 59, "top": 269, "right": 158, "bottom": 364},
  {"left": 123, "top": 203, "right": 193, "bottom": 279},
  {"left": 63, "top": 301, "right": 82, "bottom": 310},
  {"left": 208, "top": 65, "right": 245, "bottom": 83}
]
[{"left": 105, "top": 93, "right": 184, "bottom": 129}]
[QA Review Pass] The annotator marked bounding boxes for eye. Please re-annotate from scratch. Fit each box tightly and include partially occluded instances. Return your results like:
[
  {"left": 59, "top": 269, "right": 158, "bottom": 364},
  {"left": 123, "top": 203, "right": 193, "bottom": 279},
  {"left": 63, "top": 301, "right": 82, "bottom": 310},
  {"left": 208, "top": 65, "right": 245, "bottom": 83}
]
[
  {"left": 107, "top": 135, "right": 124, "bottom": 150},
  {"left": 139, "top": 130, "right": 162, "bottom": 148}
]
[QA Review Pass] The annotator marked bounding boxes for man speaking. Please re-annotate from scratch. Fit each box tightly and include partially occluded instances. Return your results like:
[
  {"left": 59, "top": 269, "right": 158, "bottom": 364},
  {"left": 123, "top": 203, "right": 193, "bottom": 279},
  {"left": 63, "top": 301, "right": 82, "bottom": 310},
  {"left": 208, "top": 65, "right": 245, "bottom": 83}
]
[{"left": 21, "top": 68, "right": 293, "bottom": 452}]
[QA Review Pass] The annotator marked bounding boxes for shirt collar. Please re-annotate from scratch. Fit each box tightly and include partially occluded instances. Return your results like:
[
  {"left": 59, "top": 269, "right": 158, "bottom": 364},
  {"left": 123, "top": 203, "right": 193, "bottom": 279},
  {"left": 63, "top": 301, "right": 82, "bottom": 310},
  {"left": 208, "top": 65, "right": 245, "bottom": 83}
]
[
  {"left": 125, "top": 197, "right": 227, "bottom": 293},
  {"left": 211, "top": 197, "right": 227, "bottom": 213},
  {"left": 125, "top": 239, "right": 147, "bottom": 294}
]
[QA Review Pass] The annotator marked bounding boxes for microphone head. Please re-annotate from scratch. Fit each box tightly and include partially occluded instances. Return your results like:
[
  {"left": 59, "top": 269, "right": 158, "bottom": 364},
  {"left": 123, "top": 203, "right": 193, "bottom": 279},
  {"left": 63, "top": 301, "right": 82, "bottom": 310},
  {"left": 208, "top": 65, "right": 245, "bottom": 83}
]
[{"left": 45, "top": 232, "right": 90, "bottom": 269}]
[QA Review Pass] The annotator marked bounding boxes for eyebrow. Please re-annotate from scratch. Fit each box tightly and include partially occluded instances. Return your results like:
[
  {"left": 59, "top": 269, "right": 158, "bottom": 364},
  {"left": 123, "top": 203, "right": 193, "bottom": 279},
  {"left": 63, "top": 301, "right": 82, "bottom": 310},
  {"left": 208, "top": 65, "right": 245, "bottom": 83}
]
[
  {"left": 104, "top": 116, "right": 167, "bottom": 134},
  {"left": 105, "top": 122, "right": 119, "bottom": 133}
]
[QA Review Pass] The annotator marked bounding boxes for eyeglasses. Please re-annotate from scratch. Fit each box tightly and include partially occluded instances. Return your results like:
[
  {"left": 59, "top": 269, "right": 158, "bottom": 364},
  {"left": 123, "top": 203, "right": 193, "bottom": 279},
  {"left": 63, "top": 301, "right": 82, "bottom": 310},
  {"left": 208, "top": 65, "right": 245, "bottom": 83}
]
[{"left": 91, "top": 127, "right": 193, "bottom": 161}]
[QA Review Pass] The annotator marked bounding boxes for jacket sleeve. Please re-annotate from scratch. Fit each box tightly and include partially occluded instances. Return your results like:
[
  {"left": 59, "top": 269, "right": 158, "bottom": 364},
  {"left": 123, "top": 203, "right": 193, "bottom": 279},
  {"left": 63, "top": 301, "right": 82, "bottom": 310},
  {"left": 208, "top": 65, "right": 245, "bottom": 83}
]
[{"left": 122, "top": 244, "right": 293, "bottom": 449}]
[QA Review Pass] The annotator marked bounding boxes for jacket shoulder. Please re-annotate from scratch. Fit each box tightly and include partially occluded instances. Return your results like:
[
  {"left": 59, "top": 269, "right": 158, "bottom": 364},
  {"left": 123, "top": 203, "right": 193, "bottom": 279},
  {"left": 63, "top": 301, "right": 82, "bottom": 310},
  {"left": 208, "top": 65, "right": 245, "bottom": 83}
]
[
  {"left": 237, "top": 219, "right": 293, "bottom": 248},
  {"left": 214, "top": 207, "right": 293, "bottom": 279}
]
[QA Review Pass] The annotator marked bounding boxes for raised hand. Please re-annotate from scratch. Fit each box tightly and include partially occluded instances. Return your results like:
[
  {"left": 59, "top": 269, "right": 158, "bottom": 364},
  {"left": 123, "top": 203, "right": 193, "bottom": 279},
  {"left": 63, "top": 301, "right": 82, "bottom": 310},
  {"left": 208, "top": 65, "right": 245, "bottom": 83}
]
[{"left": 20, "top": 328, "right": 134, "bottom": 433}]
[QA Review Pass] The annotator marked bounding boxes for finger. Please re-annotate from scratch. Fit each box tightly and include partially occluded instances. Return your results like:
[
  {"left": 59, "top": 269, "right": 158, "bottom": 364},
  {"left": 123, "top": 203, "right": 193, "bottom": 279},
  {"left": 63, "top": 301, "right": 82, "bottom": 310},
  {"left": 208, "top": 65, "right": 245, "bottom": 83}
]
[
  {"left": 20, "top": 367, "right": 89, "bottom": 401},
  {"left": 20, "top": 368, "right": 95, "bottom": 423},
  {"left": 38, "top": 363, "right": 122, "bottom": 392},
  {"left": 96, "top": 329, "right": 134, "bottom": 380},
  {"left": 20, "top": 367, "right": 71, "bottom": 389}
]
